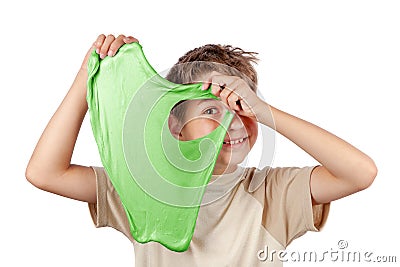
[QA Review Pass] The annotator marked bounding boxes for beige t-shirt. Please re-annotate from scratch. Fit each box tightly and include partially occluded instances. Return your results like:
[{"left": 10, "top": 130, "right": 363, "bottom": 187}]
[{"left": 88, "top": 165, "right": 330, "bottom": 266}]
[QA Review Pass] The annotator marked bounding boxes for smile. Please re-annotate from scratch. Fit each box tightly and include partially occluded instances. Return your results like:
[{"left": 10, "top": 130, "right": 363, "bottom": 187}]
[{"left": 223, "top": 137, "right": 248, "bottom": 145}]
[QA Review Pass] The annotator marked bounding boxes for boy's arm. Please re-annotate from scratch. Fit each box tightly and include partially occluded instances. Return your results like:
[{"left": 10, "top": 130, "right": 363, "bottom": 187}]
[
  {"left": 25, "top": 34, "right": 138, "bottom": 203},
  {"left": 208, "top": 73, "right": 377, "bottom": 205},
  {"left": 25, "top": 64, "right": 96, "bottom": 203},
  {"left": 257, "top": 105, "right": 377, "bottom": 204}
]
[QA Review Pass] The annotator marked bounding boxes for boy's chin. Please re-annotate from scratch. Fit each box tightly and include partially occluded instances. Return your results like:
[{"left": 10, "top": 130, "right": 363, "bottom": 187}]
[{"left": 218, "top": 151, "right": 247, "bottom": 166}]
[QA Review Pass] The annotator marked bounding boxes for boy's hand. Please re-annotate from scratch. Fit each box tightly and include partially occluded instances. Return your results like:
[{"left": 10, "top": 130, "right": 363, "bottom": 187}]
[
  {"left": 94, "top": 34, "right": 139, "bottom": 59},
  {"left": 203, "top": 71, "right": 265, "bottom": 122},
  {"left": 26, "top": 33, "right": 140, "bottom": 205},
  {"left": 80, "top": 34, "right": 139, "bottom": 72}
]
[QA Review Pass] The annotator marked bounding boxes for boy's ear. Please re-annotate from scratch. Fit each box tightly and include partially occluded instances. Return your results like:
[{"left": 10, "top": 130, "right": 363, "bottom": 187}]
[{"left": 168, "top": 114, "right": 183, "bottom": 140}]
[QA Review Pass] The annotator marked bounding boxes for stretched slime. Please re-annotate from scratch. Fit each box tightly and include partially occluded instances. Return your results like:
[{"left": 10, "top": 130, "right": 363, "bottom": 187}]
[{"left": 86, "top": 43, "right": 233, "bottom": 251}]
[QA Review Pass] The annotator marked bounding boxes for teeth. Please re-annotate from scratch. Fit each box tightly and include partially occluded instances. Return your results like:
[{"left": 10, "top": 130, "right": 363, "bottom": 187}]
[{"left": 224, "top": 137, "right": 246, "bottom": 145}]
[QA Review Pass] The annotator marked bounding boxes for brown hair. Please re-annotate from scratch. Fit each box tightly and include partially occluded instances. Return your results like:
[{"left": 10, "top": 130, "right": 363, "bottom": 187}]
[
  {"left": 166, "top": 44, "right": 259, "bottom": 91},
  {"left": 166, "top": 44, "right": 259, "bottom": 121}
]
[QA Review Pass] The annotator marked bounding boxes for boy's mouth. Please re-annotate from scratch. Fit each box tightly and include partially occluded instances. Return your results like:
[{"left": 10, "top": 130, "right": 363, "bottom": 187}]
[{"left": 223, "top": 136, "right": 248, "bottom": 146}]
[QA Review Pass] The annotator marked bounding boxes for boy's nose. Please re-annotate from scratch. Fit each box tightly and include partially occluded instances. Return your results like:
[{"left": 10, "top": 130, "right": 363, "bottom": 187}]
[{"left": 228, "top": 112, "right": 243, "bottom": 131}]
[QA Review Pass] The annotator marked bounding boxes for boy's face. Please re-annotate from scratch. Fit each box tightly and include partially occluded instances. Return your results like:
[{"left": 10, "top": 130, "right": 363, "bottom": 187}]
[{"left": 170, "top": 98, "right": 258, "bottom": 174}]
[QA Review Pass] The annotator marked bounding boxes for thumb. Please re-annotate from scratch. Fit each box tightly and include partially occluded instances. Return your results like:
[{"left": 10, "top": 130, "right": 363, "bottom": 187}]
[{"left": 80, "top": 43, "right": 96, "bottom": 71}]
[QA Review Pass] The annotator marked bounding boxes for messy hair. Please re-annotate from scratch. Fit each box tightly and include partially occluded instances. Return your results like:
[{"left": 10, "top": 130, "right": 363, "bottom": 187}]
[
  {"left": 166, "top": 44, "right": 259, "bottom": 121},
  {"left": 166, "top": 44, "right": 259, "bottom": 91}
]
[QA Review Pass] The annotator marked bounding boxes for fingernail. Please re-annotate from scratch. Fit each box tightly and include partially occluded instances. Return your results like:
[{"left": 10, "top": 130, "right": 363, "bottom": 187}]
[
  {"left": 96, "top": 48, "right": 100, "bottom": 54},
  {"left": 108, "top": 50, "right": 114, "bottom": 57},
  {"left": 100, "top": 53, "right": 105, "bottom": 59},
  {"left": 202, "top": 83, "right": 209, "bottom": 90}
]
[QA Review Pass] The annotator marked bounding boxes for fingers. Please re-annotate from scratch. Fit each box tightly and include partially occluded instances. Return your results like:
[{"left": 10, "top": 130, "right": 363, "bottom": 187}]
[
  {"left": 227, "top": 92, "right": 241, "bottom": 112},
  {"left": 207, "top": 73, "right": 244, "bottom": 111},
  {"left": 123, "top": 36, "right": 139, "bottom": 44},
  {"left": 223, "top": 79, "right": 246, "bottom": 112},
  {"left": 108, "top": 35, "right": 126, "bottom": 57},
  {"left": 99, "top": 34, "right": 115, "bottom": 58},
  {"left": 205, "top": 72, "right": 259, "bottom": 119},
  {"left": 94, "top": 34, "right": 106, "bottom": 54},
  {"left": 93, "top": 34, "right": 139, "bottom": 59}
]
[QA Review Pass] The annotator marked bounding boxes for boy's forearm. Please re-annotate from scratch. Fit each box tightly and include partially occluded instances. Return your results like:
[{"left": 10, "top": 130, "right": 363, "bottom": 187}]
[
  {"left": 26, "top": 70, "right": 88, "bottom": 179},
  {"left": 257, "top": 102, "right": 376, "bottom": 186}
]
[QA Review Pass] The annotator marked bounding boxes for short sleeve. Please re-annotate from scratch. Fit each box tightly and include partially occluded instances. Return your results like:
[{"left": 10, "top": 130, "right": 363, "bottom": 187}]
[
  {"left": 88, "top": 166, "right": 136, "bottom": 244},
  {"left": 263, "top": 166, "right": 330, "bottom": 248}
]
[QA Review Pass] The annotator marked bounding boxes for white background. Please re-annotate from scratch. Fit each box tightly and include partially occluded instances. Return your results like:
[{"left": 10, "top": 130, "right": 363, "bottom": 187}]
[{"left": 1, "top": 0, "right": 399, "bottom": 266}]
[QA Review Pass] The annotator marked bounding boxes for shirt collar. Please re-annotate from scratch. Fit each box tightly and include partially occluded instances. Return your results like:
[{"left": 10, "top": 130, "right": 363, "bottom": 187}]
[{"left": 201, "top": 165, "right": 247, "bottom": 205}]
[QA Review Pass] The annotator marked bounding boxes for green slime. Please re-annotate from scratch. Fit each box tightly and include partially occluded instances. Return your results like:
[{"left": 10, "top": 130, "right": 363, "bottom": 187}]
[{"left": 86, "top": 43, "right": 233, "bottom": 252}]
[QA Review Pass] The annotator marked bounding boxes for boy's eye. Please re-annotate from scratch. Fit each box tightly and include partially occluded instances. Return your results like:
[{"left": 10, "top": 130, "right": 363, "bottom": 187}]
[{"left": 203, "top": 107, "right": 218, "bottom": 115}]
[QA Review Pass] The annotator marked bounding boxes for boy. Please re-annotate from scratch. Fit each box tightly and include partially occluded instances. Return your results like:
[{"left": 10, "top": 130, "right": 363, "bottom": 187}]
[{"left": 26, "top": 34, "right": 377, "bottom": 266}]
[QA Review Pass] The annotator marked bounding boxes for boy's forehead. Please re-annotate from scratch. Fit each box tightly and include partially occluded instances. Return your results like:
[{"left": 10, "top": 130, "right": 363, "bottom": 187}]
[
  {"left": 194, "top": 98, "right": 220, "bottom": 106},
  {"left": 182, "top": 98, "right": 223, "bottom": 110}
]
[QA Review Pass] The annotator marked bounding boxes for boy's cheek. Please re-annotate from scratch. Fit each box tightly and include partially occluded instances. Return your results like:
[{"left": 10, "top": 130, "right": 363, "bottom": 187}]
[
  {"left": 244, "top": 120, "right": 258, "bottom": 147},
  {"left": 180, "top": 119, "right": 220, "bottom": 140}
]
